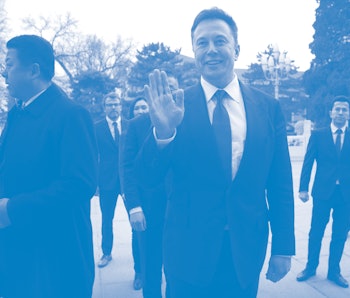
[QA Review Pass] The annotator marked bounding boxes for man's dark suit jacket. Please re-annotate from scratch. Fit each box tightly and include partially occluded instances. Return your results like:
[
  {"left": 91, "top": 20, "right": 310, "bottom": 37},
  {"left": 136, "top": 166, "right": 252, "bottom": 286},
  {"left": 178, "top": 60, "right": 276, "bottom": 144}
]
[
  {"left": 0, "top": 84, "right": 98, "bottom": 298},
  {"left": 95, "top": 119, "right": 121, "bottom": 194},
  {"left": 299, "top": 127, "right": 350, "bottom": 201},
  {"left": 137, "top": 82, "right": 295, "bottom": 287},
  {"left": 121, "top": 114, "right": 167, "bottom": 226}
]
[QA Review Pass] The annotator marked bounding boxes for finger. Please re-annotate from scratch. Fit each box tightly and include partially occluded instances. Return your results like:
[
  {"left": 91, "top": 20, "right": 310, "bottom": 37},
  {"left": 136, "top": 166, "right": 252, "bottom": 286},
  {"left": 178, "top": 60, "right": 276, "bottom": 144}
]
[
  {"left": 153, "top": 69, "right": 164, "bottom": 97},
  {"left": 148, "top": 71, "right": 160, "bottom": 102},
  {"left": 174, "top": 89, "right": 185, "bottom": 109},
  {"left": 160, "top": 70, "right": 171, "bottom": 95},
  {"left": 144, "top": 85, "right": 156, "bottom": 112}
]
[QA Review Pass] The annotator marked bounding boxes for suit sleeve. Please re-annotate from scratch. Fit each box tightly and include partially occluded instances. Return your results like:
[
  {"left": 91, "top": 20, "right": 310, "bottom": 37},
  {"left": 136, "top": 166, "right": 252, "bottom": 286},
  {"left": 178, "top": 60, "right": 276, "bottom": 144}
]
[
  {"left": 299, "top": 132, "right": 317, "bottom": 192},
  {"left": 266, "top": 101, "right": 295, "bottom": 256},
  {"left": 7, "top": 105, "right": 98, "bottom": 225},
  {"left": 120, "top": 119, "right": 143, "bottom": 211}
]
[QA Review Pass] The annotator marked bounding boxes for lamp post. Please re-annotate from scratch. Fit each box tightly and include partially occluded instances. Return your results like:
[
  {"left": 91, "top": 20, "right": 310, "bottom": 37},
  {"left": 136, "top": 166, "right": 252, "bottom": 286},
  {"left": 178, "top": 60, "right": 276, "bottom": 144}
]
[{"left": 260, "top": 44, "right": 292, "bottom": 99}]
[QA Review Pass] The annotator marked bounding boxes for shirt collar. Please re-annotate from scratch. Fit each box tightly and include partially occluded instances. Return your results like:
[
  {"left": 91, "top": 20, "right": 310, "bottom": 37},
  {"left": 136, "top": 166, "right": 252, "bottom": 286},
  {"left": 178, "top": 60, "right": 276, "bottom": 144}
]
[
  {"left": 201, "top": 74, "right": 241, "bottom": 103},
  {"left": 106, "top": 116, "right": 120, "bottom": 125},
  {"left": 331, "top": 122, "right": 348, "bottom": 133},
  {"left": 19, "top": 83, "right": 51, "bottom": 108}
]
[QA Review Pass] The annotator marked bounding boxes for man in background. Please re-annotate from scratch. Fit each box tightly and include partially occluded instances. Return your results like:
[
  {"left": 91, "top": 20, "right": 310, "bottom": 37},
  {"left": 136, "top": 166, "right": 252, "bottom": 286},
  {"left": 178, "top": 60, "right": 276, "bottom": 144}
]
[
  {"left": 95, "top": 91, "right": 123, "bottom": 268},
  {"left": 121, "top": 73, "right": 179, "bottom": 298},
  {"left": 297, "top": 96, "right": 350, "bottom": 288}
]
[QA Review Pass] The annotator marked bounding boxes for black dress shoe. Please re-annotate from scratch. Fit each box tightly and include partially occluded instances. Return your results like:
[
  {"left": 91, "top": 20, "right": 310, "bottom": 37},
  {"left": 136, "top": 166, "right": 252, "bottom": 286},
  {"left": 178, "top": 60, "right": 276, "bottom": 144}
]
[
  {"left": 97, "top": 254, "right": 112, "bottom": 268},
  {"left": 327, "top": 273, "right": 349, "bottom": 288},
  {"left": 296, "top": 269, "right": 316, "bottom": 282}
]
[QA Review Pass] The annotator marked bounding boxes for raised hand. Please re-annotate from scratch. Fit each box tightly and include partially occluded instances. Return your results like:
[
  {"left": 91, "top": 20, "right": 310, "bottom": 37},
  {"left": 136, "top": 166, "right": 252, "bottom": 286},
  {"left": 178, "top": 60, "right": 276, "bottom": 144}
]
[{"left": 144, "top": 69, "right": 184, "bottom": 139}]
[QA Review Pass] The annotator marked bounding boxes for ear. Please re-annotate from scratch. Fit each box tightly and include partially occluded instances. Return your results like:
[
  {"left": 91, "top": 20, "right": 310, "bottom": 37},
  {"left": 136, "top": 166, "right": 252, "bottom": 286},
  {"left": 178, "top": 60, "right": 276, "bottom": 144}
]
[
  {"left": 30, "top": 63, "right": 41, "bottom": 79},
  {"left": 234, "top": 45, "right": 240, "bottom": 60}
]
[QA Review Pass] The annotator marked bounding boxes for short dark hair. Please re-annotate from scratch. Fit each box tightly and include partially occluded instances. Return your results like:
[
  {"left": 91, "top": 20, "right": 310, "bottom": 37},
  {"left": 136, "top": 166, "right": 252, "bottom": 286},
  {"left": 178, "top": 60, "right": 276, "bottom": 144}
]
[
  {"left": 191, "top": 7, "right": 238, "bottom": 45},
  {"left": 6, "top": 35, "right": 55, "bottom": 80},
  {"left": 330, "top": 95, "right": 350, "bottom": 110},
  {"left": 103, "top": 91, "right": 120, "bottom": 105}
]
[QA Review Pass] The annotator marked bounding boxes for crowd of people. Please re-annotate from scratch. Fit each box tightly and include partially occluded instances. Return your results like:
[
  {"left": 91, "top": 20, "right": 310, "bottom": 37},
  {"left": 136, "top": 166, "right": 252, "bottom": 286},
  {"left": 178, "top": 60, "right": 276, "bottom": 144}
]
[{"left": 0, "top": 6, "right": 349, "bottom": 298}]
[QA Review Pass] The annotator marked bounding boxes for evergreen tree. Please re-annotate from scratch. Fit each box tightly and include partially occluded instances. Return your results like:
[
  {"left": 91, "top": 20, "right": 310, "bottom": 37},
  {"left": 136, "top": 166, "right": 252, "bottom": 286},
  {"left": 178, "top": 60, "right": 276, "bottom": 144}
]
[
  {"left": 127, "top": 42, "right": 183, "bottom": 97},
  {"left": 303, "top": 0, "right": 350, "bottom": 127}
]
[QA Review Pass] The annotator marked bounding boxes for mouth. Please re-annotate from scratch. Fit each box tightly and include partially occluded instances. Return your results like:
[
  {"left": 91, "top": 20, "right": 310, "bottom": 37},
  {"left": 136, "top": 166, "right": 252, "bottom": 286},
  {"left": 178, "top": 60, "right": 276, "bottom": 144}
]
[{"left": 205, "top": 60, "right": 222, "bottom": 66}]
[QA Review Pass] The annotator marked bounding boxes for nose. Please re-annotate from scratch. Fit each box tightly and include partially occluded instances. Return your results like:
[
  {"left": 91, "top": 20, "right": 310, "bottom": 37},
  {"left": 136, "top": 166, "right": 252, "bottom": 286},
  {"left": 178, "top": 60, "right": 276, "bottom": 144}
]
[{"left": 207, "top": 41, "right": 217, "bottom": 53}]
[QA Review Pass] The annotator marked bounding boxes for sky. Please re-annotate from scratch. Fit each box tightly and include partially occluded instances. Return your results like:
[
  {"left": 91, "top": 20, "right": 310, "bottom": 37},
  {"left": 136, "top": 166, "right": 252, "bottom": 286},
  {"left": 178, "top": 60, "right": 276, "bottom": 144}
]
[{"left": 4, "top": 0, "right": 318, "bottom": 71}]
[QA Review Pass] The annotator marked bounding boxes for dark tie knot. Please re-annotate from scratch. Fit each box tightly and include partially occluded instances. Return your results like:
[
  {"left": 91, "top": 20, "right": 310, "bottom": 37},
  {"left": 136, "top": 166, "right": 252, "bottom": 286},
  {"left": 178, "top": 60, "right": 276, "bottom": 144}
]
[
  {"left": 336, "top": 128, "right": 343, "bottom": 135},
  {"left": 214, "top": 89, "right": 228, "bottom": 104}
]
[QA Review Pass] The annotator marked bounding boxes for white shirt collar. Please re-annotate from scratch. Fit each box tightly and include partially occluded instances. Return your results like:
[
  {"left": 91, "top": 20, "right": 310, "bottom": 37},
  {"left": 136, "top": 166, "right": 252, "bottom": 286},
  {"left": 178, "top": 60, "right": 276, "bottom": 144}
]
[
  {"left": 331, "top": 122, "right": 348, "bottom": 133},
  {"left": 201, "top": 74, "right": 241, "bottom": 104},
  {"left": 106, "top": 116, "right": 120, "bottom": 125},
  {"left": 18, "top": 83, "right": 51, "bottom": 108}
]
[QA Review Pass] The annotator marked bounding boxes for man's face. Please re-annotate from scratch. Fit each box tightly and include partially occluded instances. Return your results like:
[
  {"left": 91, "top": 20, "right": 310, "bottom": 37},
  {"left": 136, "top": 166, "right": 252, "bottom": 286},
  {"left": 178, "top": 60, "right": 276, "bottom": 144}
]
[
  {"left": 104, "top": 96, "right": 121, "bottom": 121},
  {"left": 192, "top": 19, "right": 239, "bottom": 88},
  {"left": 2, "top": 48, "right": 33, "bottom": 100},
  {"left": 329, "top": 101, "right": 350, "bottom": 128}
]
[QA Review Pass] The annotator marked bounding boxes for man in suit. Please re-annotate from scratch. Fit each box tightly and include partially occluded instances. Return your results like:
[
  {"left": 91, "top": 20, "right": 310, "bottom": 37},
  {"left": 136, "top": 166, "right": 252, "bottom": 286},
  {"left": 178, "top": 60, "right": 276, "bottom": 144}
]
[
  {"left": 137, "top": 7, "right": 295, "bottom": 298},
  {"left": 0, "top": 35, "right": 98, "bottom": 298},
  {"left": 296, "top": 96, "right": 350, "bottom": 288},
  {"left": 95, "top": 91, "right": 122, "bottom": 268},
  {"left": 121, "top": 75, "right": 179, "bottom": 298}
]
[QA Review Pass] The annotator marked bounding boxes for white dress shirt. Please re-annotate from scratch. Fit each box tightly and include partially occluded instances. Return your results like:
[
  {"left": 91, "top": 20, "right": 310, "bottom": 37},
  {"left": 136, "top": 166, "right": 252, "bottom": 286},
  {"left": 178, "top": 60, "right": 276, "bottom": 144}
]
[
  {"left": 201, "top": 75, "right": 246, "bottom": 180},
  {"left": 106, "top": 116, "right": 121, "bottom": 139},
  {"left": 331, "top": 122, "right": 347, "bottom": 148}
]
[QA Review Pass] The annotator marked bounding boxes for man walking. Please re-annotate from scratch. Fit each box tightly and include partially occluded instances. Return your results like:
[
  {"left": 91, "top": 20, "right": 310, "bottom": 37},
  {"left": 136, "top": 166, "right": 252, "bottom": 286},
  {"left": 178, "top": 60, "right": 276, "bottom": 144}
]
[
  {"left": 297, "top": 95, "right": 350, "bottom": 288},
  {"left": 0, "top": 34, "right": 97, "bottom": 298},
  {"left": 95, "top": 91, "right": 123, "bottom": 268}
]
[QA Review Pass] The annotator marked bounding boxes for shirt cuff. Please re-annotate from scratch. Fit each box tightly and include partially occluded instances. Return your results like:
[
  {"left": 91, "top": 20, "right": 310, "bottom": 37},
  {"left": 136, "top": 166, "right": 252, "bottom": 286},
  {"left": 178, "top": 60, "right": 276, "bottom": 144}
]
[
  {"left": 0, "top": 198, "right": 11, "bottom": 228},
  {"left": 129, "top": 206, "right": 143, "bottom": 215},
  {"left": 153, "top": 127, "right": 176, "bottom": 147}
]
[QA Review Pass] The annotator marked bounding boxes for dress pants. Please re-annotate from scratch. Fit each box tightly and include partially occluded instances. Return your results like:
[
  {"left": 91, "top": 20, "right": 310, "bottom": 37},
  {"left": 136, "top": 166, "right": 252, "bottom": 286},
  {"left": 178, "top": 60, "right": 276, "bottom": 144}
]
[
  {"left": 99, "top": 189, "right": 119, "bottom": 255},
  {"left": 166, "top": 232, "right": 259, "bottom": 298},
  {"left": 132, "top": 229, "right": 142, "bottom": 275},
  {"left": 137, "top": 221, "right": 165, "bottom": 298},
  {"left": 306, "top": 186, "right": 350, "bottom": 275}
]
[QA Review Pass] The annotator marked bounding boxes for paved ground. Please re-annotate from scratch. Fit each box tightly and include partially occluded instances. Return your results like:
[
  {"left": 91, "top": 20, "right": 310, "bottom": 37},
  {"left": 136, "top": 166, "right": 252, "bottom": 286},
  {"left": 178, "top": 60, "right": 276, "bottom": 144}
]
[{"left": 91, "top": 160, "right": 350, "bottom": 298}]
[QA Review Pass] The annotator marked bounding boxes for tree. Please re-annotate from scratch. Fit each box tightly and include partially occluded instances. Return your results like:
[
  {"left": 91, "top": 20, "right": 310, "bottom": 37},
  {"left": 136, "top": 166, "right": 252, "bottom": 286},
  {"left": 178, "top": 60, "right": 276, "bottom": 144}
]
[
  {"left": 0, "top": 0, "right": 8, "bottom": 127},
  {"left": 127, "top": 42, "right": 182, "bottom": 96},
  {"left": 21, "top": 13, "right": 135, "bottom": 120},
  {"left": 303, "top": 0, "right": 350, "bottom": 127},
  {"left": 70, "top": 71, "right": 118, "bottom": 121}
]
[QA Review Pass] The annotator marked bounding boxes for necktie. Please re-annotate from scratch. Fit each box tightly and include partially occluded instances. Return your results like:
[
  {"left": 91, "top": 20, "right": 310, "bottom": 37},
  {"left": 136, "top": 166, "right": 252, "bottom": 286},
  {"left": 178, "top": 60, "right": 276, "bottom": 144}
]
[
  {"left": 112, "top": 122, "right": 119, "bottom": 144},
  {"left": 335, "top": 128, "right": 342, "bottom": 155},
  {"left": 212, "top": 90, "right": 232, "bottom": 181}
]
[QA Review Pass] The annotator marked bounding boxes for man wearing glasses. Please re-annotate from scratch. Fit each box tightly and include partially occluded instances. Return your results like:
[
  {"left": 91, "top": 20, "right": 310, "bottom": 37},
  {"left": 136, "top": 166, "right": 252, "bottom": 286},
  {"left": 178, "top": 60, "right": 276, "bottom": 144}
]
[{"left": 95, "top": 91, "right": 123, "bottom": 268}]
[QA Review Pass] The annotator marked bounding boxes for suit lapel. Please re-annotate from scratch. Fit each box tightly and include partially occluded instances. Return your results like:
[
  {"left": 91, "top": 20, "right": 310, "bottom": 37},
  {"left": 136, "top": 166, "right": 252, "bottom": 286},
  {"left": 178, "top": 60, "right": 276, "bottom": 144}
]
[{"left": 235, "top": 83, "right": 264, "bottom": 175}]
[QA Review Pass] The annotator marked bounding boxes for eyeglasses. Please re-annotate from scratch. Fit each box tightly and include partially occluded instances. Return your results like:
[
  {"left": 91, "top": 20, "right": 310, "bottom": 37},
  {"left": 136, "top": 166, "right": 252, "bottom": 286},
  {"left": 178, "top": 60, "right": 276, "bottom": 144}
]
[{"left": 105, "top": 103, "right": 121, "bottom": 107}]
